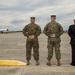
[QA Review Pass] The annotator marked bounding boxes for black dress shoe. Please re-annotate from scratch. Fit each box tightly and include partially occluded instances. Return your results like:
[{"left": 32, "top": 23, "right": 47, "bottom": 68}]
[{"left": 70, "top": 63, "right": 75, "bottom": 66}]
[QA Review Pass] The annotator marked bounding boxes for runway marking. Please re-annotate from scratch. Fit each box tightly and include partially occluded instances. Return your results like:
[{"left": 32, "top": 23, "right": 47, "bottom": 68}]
[{"left": 0, "top": 60, "right": 26, "bottom": 66}]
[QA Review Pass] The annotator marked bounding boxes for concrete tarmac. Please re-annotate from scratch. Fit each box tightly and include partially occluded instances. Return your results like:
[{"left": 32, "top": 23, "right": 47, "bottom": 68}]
[{"left": 0, "top": 33, "right": 75, "bottom": 75}]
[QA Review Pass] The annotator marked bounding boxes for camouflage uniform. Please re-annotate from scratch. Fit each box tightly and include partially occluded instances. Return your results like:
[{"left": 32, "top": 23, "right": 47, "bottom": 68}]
[
  {"left": 43, "top": 21, "right": 64, "bottom": 60},
  {"left": 23, "top": 23, "right": 41, "bottom": 61}
]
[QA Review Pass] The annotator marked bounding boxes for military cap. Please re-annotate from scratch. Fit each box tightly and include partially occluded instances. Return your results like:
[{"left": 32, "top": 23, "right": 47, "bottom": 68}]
[
  {"left": 73, "top": 19, "right": 75, "bottom": 21},
  {"left": 30, "top": 17, "right": 35, "bottom": 19},
  {"left": 51, "top": 15, "right": 56, "bottom": 17}
]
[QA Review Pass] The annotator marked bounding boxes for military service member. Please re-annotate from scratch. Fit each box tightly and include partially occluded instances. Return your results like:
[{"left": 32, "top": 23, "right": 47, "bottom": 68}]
[
  {"left": 43, "top": 15, "right": 64, "bottom": 66},
  {"left": 68, "top": 19, "right": 75, "bottom": 66},
  {"left": 23, "top": 17, "right": 41, "bottom": 66}
]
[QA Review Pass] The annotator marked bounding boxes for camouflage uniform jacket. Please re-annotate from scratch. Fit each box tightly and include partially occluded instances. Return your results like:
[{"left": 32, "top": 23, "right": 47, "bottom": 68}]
[
  {"left": 23, "top": 23, "right": 41, "bottom": 39},
  {"left": 43, "top": 21, "right": 64, "bottom": 43}
]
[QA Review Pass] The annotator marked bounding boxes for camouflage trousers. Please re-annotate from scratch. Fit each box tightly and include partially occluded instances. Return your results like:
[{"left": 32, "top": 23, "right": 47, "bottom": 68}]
[
  {"left": 47, "top": 41, "right": 61, "bottom": 60},
  {"left": 26, "top": 38, "right": 39, "bottom": 60}
]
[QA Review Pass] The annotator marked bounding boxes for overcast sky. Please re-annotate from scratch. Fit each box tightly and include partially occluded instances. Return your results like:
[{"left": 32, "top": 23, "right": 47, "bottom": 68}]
[{"left": 0, "top": 0, "right": 75, "bottom": 31}]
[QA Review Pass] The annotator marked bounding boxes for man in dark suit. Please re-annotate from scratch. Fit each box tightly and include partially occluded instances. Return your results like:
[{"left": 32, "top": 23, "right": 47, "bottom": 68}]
[{"left": 68, "top": 19, "right": 75, "bottom": 66}]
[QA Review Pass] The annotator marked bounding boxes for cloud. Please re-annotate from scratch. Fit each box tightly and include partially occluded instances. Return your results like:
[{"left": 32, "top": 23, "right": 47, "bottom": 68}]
[
  {"left": 11, "top": 20, "right": 25, "bottom": 25},
  {"left": 0, "top": 0, "right": 75, "bottom": 31}
]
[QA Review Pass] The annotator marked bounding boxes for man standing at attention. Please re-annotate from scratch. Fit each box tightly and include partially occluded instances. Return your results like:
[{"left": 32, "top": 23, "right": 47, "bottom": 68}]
[
  {"left": 23, "top": 17, "right": 41, "bottom": 66},
  {"left": 43, "top": 15, "right": 64, "bottom": 66},
  {"left": 68, "top": 19, "right": 75, "bottom": 66}
]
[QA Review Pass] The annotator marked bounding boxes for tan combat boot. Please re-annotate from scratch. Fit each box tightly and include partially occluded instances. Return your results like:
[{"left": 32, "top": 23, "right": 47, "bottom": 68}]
[
  {"left": 57, "top": 59, "right": 61, "bottom": 66},
  {"left": 46, "top": 60, "right": 51, "bottom": 66},
  {"left": 26, "top": 60, "right": 30, "bottom": 65},
  {"left": 36, "top": 60, "right": 40, "bottom": 66}
]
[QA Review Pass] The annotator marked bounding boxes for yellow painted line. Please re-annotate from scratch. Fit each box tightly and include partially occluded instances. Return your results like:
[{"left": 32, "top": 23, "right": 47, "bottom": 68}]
[{"left": 0, "top": 60, "right": 26, "bottom": 66}]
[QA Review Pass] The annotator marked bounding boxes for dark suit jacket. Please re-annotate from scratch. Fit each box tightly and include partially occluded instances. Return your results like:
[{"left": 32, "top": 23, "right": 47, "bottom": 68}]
[{"left": 68, "top": 25, "right": 75, "bottom": 45}]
